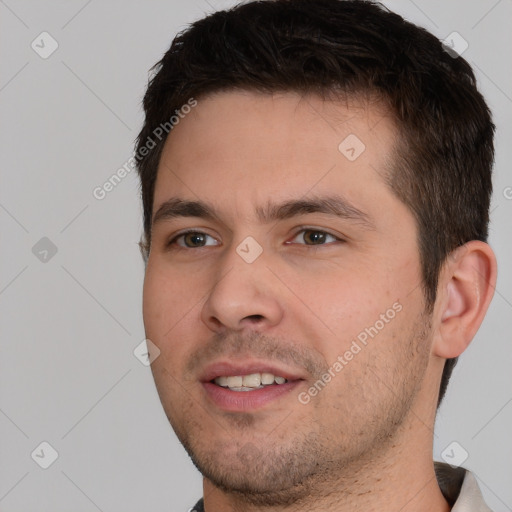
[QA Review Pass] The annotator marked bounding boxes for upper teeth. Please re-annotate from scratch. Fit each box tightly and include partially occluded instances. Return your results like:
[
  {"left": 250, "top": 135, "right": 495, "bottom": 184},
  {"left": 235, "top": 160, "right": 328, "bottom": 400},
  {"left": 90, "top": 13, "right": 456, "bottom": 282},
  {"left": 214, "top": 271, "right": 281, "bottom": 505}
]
[{"left": 214, "top": 373, "right": 288, "bottom": 390}]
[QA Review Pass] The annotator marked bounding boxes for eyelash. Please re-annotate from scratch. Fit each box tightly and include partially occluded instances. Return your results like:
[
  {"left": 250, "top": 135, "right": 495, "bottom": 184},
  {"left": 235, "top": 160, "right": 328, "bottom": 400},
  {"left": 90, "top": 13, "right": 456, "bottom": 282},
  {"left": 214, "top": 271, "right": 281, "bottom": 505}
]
[{"left": 166, "top": 227, "right": 344, "bottom": 250}]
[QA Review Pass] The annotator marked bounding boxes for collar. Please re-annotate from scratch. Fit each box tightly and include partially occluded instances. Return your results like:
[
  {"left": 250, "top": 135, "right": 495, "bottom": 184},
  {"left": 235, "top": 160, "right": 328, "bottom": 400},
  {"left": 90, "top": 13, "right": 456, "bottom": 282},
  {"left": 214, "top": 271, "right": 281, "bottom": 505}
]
[{"left": 435, "top": 462, "right": 492, "bottom": 511}]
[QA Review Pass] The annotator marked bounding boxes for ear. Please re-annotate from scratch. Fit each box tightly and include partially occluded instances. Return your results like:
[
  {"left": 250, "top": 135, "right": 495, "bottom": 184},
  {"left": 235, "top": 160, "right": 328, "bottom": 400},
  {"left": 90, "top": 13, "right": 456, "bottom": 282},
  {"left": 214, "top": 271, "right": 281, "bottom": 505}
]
[{"left": 432, "top": 241, "right": 497, "bottom": 359}]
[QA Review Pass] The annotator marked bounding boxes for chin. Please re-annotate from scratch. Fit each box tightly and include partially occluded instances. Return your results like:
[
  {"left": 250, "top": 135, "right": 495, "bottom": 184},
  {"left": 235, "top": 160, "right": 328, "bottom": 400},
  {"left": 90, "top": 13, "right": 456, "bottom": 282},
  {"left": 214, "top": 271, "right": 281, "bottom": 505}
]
[{"left": 180, "top": 430, "right": 332, "bottom": 506}]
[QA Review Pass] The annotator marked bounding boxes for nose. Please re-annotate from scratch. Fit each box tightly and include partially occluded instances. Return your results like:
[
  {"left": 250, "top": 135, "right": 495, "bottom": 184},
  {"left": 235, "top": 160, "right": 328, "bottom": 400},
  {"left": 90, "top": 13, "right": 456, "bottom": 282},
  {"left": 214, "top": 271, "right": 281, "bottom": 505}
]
[{"left": 200, "top": 243, "right": 284, "bottom": 333}]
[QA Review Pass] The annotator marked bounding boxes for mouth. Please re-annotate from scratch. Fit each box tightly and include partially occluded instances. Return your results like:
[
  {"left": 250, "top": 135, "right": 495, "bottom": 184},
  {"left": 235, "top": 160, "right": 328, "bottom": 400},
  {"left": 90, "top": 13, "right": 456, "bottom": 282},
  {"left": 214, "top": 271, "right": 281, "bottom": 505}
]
[
  {"left": 200, "top": 361, "right": 306, "bottom": 411},
  {"left": 212, "top": 372, "right": 289, "bottom": 391}
]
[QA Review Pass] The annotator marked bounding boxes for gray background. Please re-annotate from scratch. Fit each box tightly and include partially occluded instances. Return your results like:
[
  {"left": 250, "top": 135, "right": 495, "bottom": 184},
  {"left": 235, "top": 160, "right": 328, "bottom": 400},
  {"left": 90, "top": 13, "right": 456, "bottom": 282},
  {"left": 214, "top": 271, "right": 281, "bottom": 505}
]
[{"left": 0, "top": 0, "right": 510, "bottom": 510}]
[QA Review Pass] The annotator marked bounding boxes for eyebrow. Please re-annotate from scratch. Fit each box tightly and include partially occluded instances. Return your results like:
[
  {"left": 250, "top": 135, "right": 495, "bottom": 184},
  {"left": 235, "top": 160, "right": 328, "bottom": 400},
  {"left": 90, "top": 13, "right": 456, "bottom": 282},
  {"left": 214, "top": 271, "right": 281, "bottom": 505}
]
[{"left": 152, "top": 195, "right": 375, "bottom": 230}]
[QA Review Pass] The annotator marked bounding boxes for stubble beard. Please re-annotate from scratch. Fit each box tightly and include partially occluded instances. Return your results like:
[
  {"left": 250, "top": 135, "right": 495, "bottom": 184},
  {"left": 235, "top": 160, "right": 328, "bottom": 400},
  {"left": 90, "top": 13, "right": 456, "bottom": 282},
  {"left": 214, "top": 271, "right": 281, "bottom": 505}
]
[{"left": 161, "top": 314, "right": 432, "bottom": 507}]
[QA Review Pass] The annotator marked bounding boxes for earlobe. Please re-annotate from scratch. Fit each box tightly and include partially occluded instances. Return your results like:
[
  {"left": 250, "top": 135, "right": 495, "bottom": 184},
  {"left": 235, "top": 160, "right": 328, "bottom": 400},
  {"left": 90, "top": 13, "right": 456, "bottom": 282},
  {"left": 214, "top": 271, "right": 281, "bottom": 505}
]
[{"left": 433, "top": 241, "right": 497, "bottom": 359}]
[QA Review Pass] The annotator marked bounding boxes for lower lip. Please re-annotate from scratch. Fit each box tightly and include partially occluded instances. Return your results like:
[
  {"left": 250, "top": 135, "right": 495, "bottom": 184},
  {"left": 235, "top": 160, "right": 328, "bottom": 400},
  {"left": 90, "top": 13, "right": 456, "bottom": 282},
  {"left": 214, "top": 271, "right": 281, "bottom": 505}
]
[{"left": 202, "top": 381, "right": 302, "bottom": 412}]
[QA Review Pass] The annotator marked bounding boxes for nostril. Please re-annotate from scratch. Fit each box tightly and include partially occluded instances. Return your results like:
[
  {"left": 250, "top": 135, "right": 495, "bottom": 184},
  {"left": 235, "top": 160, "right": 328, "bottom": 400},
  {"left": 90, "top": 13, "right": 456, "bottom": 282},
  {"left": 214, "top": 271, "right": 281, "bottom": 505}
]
[{"left": 244, "top": 314, "right": 265, "bottom": 323}]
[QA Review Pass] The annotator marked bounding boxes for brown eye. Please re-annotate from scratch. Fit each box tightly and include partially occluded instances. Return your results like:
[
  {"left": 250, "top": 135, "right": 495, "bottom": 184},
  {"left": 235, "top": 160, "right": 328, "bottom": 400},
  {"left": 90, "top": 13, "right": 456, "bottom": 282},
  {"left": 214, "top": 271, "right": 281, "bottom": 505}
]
[
  {"left": 169, "top": 231, "right": 219, "bottom": 249},
  {"left": 303, "top": 230, "right": 328, "bottom": 244},
  {"left": 289, "top": 229, "right": 339, "bottom": 245},
  {"left": 183, "top": 232, "right": 207, "bottom": 247}
]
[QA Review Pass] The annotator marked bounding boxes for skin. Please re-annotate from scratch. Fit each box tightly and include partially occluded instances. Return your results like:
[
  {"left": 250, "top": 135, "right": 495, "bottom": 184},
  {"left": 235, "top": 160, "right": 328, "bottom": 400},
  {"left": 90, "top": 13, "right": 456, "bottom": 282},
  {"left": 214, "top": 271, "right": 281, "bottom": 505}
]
[{"left": 142, "top": 90, "right": 496, "bottom": 511}]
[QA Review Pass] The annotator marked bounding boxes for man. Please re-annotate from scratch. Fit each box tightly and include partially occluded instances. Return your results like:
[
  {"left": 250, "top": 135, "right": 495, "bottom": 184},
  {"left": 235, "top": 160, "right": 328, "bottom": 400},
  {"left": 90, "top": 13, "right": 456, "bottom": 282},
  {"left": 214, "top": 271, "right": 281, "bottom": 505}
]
[{"left": 136, "top": 1, "right": 497, "bottom": 510}]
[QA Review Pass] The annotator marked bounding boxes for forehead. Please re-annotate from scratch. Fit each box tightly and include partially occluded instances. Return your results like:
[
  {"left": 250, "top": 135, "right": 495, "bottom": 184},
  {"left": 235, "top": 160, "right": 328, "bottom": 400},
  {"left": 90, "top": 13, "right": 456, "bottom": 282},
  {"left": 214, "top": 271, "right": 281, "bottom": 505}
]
[{"left": 153, "top": 90, "right": 398, "bottom": 220}]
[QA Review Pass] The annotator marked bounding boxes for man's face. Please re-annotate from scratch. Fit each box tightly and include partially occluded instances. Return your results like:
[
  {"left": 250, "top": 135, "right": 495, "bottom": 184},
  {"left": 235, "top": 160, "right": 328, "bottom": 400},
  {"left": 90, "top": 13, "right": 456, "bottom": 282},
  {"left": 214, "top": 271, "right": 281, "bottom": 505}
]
[{"left": 143, "top": 91, "right": 434, "bottom": 502}]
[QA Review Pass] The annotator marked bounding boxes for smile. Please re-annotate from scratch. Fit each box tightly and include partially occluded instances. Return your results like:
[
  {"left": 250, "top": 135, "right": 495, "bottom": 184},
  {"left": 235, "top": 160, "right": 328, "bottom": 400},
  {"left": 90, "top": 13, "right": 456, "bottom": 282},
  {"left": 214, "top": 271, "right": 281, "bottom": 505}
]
[
  {"left": 213, "top": 372, "right": 288, "bottom": 391},
  {"left": 200, "top": 361, "right": 305, "bottom": 411}
]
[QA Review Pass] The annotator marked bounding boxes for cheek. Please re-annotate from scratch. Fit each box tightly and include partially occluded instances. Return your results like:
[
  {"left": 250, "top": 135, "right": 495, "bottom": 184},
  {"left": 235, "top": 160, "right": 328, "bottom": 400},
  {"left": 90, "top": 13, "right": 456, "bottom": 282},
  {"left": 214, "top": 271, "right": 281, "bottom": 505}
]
[
  {"left": 143, "top": 265, "right": 207, "bottom": 402},
  {"left": 143, "top": 259, "right": 198, "bottom": 326},
  {"left": 143, "top": 265, "right": 171, "bottom": 335},
  {"left": 292, "top": 257, "right": 420, "bottom": 362},
  {"left": 142, "top": 261, "right": 202, "bottom": 360},
  {"left": 285, "top": 261, "right": 393, "bottom": 324}
]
